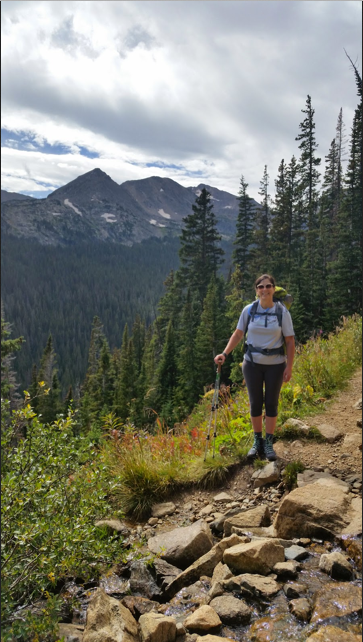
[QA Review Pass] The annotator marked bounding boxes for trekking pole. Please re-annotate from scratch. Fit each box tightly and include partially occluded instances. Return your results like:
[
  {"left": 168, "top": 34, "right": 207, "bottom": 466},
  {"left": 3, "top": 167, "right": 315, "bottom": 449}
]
[{"left": 204, "top": 363, "right": 222, "bottom": 461}]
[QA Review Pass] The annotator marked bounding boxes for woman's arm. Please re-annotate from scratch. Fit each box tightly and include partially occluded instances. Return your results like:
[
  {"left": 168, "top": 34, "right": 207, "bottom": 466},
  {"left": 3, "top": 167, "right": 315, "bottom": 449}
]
[
  {"left": 214, "top": 329, "right": 244, "bottom": 364},
  {"left": 283, "top": 335, "right": 295, "bottom": 382}
]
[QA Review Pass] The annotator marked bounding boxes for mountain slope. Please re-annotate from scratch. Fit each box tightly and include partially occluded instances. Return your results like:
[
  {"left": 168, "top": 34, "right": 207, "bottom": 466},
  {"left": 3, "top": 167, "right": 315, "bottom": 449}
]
[
  {"left": 1, "top": 169, "right": 260, "bottom": 246},
  {"left": 1, "top": 189, "right": 35, "bottom": 203}
]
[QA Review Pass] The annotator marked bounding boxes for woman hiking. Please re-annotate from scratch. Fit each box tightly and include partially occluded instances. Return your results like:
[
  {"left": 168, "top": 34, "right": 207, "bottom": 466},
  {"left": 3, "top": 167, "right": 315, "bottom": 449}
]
[{"left": 215, "top": 274, "right": 295, "bottom": 462}]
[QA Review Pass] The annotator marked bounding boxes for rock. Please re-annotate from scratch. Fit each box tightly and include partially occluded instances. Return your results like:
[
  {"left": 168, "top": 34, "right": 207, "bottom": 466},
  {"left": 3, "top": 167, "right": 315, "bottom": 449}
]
[
  {"left": 296, "top": 470, "right": 349, "bottom": 489},
  {"left": 99, "top": 572, "right": 130, "bottom": 596},
  {"left": 58, "top": 624, "right": 84, "bottom": 642},
  {"left": 353, "top": 398, "right": 362, "bottom": 410},
  {"left": 153, "top": 558, "right": 182, "bottom": 592},
  {"left": 209, "top": 595, "right": 252, "bottom": 624},
  {"left": 283, "top": 582, "right": 307, "bottom": 599},
  {"left": 83, "top": 588, "right": 139, "bottom": 642},
  {"left": 341, "top": 433, "right": 362, "bottom": 451},
  {"left": 94, "top": 519, "right": 130, "bottom": 535},
  {"left": 129, "top": 560, "right": 162, "bottom": 600},
  {"left": 340, "top": 536, "right": 362, "bottom": 570},
  {"left": 223, "top": 505, "right": 271, "bottom": 536},
  {"left": 211, "top": 562, "right": 233, "bottom": 584},
  {"left": 311, "top": 583, "right": 362, "bottom": 623},
  {"left": 223, "top": 538, "right": 285, "bottom": 575},
  {"left": 273, "top": 560, "right": 300, "bottom": 578},
  {"left": 319, "top": 552, "right": 354, "bottom": 580},
  {"left": 195, "top": 636, "right": 235, "bottom": 642},
  {"left": 121, "top": 596, "right": 160, "bottom": 620},
  {"left": 148, "top": 520, "right": 214, "bottom": 569},
  {"left": 314, "top": 423, "right": 343, "bottom": 442},
  {"left": 148, "top": 518, "right": 158, "bottom": 526},
  {"left": 284, "top": 545, "right": 310, "bottom": 561},
  {"left": 252, "top": 462, "right": 281, "bottom": 488},
  {"left": 151, "top": 502, "right": 176, "bottom": 518},
  {"left": 183, "top": 605, "right": 221, "bottom": 633},
  {"left": 199, "top": 504, "right": 214, "bottom": 516},
  {"left": 282, "top": 418, "right": 310, "bottom": 433},
  {"left": 224, "top": 573, "right": 280, "bottom": 599},
  {"left": 213, "top": 492, "right": 232, "bottom": 502},
  {"left": 341, "top": 496, "right": 362, "bottom": 536},
  {"left": 274, "top": 480, "right": 352, "bottom": 539},
  {"left": 288, "top": 597, "right": 312, "bottom": 621},
  {"left": 305, "top": 625, "right": 362, "bottom": 641},
  {"left": 165, "top": 534, "right": 243, "bottom": 597},
  {"left": 139, "top": 612, "right": 177, "bottom": 642}
]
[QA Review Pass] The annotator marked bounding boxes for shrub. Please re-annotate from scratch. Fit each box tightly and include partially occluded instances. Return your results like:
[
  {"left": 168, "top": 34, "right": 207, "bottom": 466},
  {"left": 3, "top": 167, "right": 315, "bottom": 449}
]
[{"left": 282, "top": 461, "right": 305, "bottom": 490}]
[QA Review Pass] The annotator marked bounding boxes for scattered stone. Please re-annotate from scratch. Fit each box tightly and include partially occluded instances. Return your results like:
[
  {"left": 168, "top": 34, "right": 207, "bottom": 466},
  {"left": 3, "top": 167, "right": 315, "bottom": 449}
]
[
  {"left": 341, "top": 433, "right": 362, "bottom": 451},
  {"left": 319, "top": 552, "right": 354, "bottom": 580},
  {"left": 223, "top": 539, "right": 285, "bottom": 575},
  {"left": 305, "top": 625, "right": 362, "bottom": 642},
  {"left": 311, "top": 583, "right": 362, "bottom": 623},
  {"left": 94, "top": 519, "right": 130, "bottom": 535},
  {"left": 283, "top": 582, "right": 307, "bottom": 599},
  {"left": 288, "top": 597, "right": 312, "bottom": 621},
  {"left": 340, "top": 535, "right": 362, "bottom": 570},
  {"left": 139, "top": 612, "right": 177, "bottom": 642},
  {"left": 211, "top": 562, "right": 233, "bottom": 584},
  {"left": 148, "top": 520, "right": 214, "bottom": 569},
  {"left": 184, "top": 605, "right": 221, "bottom": 633},
  {"left": 273, "top": 560, "right": 300, "bottom": 578},
  {"left": 282, "top": 418, "right": 310, "bottom": 433},
  {"left": 296, "top": 470, "right": 349, "bottom": 489},
  {"left": 121, "top": 596, "right": 160, "bottom": 620},
  {"left": 209, "top": 595, "right": 252, "bottom": 625},
  {"left": 151, "top": 502, "right": 176, "bottom": 518},
  {"left": 99, "top": 572, "right": 130, "bottom": 595},
  {"left": 213, "top": 492, "right": 232, "bottom": 502},
  {"left": 223, "top": 505, "right": 271, "bottom": 536},
  {"left": 314, "top": 423, "right": 343, "bottom": 442},
  {"left": 83, "top": 588, "right": 139, "bottom": 642},
  {"left": 224, "top": 573, "right": 280, "bottom": 599},
  {"left": 353, "top": 398, "right": 362, "bottom": 410},
  {"left": 148, "top": 518, "right": 159, "bottom": 526},
  {"left": 284, "top": 545, "right": 310, "bottom": 561},
  {"left": 129, "top": 560, "right": 162, "bottom": 600},
  {"left": 252, "top": 462, "right": 281, "bottom": 488}
]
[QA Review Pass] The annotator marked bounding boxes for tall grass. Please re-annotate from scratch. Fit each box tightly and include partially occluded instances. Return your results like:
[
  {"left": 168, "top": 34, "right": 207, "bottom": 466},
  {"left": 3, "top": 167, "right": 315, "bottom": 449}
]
[{"left": 102, "top": 315, "right": 361, "bottom": 517}]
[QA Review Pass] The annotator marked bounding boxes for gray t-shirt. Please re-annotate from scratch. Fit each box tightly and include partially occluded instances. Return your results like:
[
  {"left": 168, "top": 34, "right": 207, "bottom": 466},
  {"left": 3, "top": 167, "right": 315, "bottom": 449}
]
[{"left": 237, "top": 301, "right": 295, "bottom": 365}]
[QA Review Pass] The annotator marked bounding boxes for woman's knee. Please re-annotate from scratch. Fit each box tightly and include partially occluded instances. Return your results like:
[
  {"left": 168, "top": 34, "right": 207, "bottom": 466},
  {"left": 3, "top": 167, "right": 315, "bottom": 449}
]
[{"left": 265, "top": 404, "right": 278, "bottom": 417}]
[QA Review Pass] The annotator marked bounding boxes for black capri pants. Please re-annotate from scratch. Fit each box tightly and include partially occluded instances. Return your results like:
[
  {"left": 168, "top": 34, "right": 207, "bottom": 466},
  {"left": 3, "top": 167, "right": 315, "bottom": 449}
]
[{"left": 242, "top": 360, "right": 286, "bottom": 417}]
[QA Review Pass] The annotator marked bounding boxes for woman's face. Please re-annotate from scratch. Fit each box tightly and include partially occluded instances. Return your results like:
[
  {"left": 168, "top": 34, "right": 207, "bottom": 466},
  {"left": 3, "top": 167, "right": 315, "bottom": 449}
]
[{"left": 256, "top": 278, "right": 275, "bottom": 302}]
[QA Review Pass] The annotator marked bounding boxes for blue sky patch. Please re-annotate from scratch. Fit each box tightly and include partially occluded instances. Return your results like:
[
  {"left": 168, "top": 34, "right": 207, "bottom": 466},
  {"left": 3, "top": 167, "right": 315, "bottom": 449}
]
[{"left": 1, "top": 129, "right": 99, "bottom": 159}]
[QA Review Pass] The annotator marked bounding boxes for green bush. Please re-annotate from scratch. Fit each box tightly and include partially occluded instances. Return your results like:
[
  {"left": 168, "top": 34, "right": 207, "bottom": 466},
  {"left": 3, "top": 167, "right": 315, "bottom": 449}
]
[
  {"left": 1, "top": 402, "right": 122, "bottom": 634},
  {"left": 282, "top": 461, "right": 305, "bottom": 490}
]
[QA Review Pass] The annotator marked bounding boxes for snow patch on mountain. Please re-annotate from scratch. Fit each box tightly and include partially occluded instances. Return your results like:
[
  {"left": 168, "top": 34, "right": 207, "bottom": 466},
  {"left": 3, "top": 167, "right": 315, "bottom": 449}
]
[
  {"left": 64, "top": 199, "right": 82, "bottom": 216},
  {"left": 101, "top": 213, "right": 117, "bottom": 223},
  {"left": 158, "top": 209, "right": 171, "bottom": 219}
]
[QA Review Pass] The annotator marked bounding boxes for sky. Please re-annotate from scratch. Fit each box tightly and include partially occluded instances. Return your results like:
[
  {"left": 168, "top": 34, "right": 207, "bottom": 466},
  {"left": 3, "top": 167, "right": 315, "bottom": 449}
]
[{"left": 1, "top": 1, "right": 362, "bottom": 201}]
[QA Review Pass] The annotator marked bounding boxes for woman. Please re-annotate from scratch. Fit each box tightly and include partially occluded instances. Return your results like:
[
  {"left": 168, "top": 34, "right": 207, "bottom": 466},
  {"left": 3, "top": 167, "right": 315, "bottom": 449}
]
[{"left": 214, "top": 274, "right": 295, "bottom": 461}]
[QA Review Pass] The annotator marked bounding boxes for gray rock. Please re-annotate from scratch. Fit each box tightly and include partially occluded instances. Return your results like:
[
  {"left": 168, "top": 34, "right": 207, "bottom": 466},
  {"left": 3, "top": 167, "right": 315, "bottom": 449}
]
[
  {"left": 283, "top": 418, "right": 310, "bottom": 433},
  {"left": 353, "top": 398, "right": 362, "bottom": 410},
  {"left": 273, "top": 560, "right": 300, "bottom": 578},
  {"left": 129, "top": 560, "right": 162, "bottom": 600},
  {"left": 209, "top": 595, "right": 252, "bottom": 625},
  {"left": 319, "top": 552, "right": 354, "bottom": 580},
  {"left": 153, "top": 558, "right": 182, "bottom": 592},
  {"left": 296, "top": 470, "right": 349, "bottom": 489},
  {"left": 314, "top": 423, "right": 343, "bottom": 442},
  {"left": 223, "top": 538, "right": 285, "bottom": 575},
  {"left": 284, "top": 545, "right": 310, "bottom": 561},
  {"left": 223, "top": 573, "right": 280, "bottom": 599},
  {"left": 223, "top": 505, "right": 271, "bottom": 536},
  {"left": 252, "top": 462, "right": 281, "bottom": 488},
  {"left": 151, "top": 502, "right": 176, "bottom": 518},
  {"left": 83, "top": 588, "right": 139, "bottom": 642},
  {"left": 213, "top": 492, "right": 232, "bottom": 502},
  {"left": 283, "top": 582, "right": 307, "bottom": 599},
  {"left": 148, "top": 520, "right": 214, "bottom": 569},
  {"left": 94, "top": 519, "right": 130, "bottom": 535}
]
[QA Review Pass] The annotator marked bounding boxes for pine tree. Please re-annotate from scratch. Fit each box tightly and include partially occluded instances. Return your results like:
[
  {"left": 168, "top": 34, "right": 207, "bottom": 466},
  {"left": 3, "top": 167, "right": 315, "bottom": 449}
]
[
  {"left": 154, "top": 319, "right": 179, "bottom": 425},
  {"left": 232, "top": 176, "right": 254, "bottom": 293},
  {"left": 37, "top": 335, "right": 62, "bottom": 423},
  {"left": 251, "top": 166, "right": 271, "bottom": 276},
  {"left": 179, "top": 188, "right": 224, "bottom": 301},
  {"left": 225, "top": 266, "right": 249, "bottom": 384},
  {"left": 1, "top": 313, "right": 23, "bottom": 405},
  {"left": 269, "top": 159, "right": 296, "bottom": 284},
  {"left": 176, "top": 288, "right": 200, "bottom": 411}
]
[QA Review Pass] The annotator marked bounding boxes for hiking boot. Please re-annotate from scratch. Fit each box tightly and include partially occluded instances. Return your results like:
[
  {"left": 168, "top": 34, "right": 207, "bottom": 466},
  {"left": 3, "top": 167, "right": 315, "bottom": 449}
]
[
  {"left": 247, "top": 433, "right": 265, "bottom": 459},
  {"left": 264, "top": 434, "right": 277, "bottom": 461}
]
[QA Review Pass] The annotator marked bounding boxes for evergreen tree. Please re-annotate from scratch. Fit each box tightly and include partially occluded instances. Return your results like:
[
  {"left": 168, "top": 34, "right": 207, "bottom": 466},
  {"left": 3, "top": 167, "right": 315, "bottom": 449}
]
[
  {"left": 176, "top": 288, "right": 200, "bottom": 411},
  {"left": 1, "top": 314, "right": 23, "bottom": 404},
  {"left": 195, "top": 276, "right": 228, "bottom": 391},
  {"left": 37, "top": 335, "right": 62, "bottom": 423},
  {"left": 232, "top": 176, "right": 254, "bottom": 293},
  {"left": 269, "top": 159, "right": 295, "bottom": 284},
  {"left": 113, "top": 324, "right": 132, "bottom": 422},
  {"left": 154, "top": 320, "right": 179, "bottom": 426},
  {"left": 225, "top": 266, "right": 249, "bottom": 385},
  {"left": 179, "top": 188, "right": 224, "bottom": 301},
  {"left": 251, "top": 166, "right": 271, "bottom": 276}
]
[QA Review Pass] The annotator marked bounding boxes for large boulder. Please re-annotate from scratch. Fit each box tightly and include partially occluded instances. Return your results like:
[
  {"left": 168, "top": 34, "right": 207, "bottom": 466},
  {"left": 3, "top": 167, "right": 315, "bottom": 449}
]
[
  {"left": 129, "top": 560, "right": 162, "bottom": 600},
  {"left": 296, "top": 470, "right": 348, "bottom": 489},
  {"left": 83, "top": 588, "right": 139, "bottom": 642},
  {"left": 148, "top": 520, "right": 213, "bottom": 569},
  {"left": 305, "top": 625, "right": 362, "bottom": 642},
  {"left": 319, "top": 552, "right": 354, "bottom": 580},
  {"left": 183, "top": 605, "right": 221, "bottom": 633},
  {"left": 223, "top": 539, "right": 285, "bottom": 575},
  {"left": 151, "top": 502, "right": 176, "bottom": 518},
  {"left": 251, "top": 462, "right": 281, "bottom": 488},
  {"left": 209, "top": 595, "right": 252, "bottom": 625},
  {"left": 222, "top": 573, "right": 280, "bottom": 599},
  {"left": 310, "top": 583, "right": 362, "bottom": 623},
  {"left": 223, "top": 505, "right": 271, "bottom": 536},
  {"left": 273, "top": 480, "right": 352, "bottom": 539}
]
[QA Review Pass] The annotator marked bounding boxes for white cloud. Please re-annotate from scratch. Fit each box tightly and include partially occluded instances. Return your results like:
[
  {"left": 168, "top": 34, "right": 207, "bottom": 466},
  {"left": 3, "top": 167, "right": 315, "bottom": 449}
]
[{"left": 1, "top": 1, "right": 362, "bottom": 201}]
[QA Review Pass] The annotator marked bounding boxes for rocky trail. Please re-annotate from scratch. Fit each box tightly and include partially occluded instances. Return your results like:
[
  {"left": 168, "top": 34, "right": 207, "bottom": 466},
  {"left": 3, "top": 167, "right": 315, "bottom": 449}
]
[{"left": 59, "top": 370, "right": 362, "bottom": 642}]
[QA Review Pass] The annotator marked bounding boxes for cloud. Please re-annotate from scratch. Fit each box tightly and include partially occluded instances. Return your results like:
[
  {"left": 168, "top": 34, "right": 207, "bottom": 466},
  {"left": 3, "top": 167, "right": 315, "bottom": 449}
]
[{"left": 1, "top": 1, "right": 361, "bottom": 200}]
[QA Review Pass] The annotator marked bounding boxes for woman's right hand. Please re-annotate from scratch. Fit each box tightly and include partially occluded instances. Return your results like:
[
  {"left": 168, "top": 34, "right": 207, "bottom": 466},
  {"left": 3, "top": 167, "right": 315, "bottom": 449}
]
[{"left": 214, "top": 354, "right": 226, "bottom": 365}]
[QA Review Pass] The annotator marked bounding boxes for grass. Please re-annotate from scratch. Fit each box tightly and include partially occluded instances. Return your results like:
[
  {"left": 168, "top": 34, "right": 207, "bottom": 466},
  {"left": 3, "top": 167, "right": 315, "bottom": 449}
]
[
  {"left": 282, "top": 460, "right": 306, "bottom": 490},
  {"left": 101, "top": 315, "right": 361, "bottom": 517}
]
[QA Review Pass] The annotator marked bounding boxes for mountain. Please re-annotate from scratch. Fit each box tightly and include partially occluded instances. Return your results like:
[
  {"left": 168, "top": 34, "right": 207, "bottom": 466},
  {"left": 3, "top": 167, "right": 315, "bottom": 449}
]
[
  {"left": 1, "top": 189, "right": 35, "bottom": 203},
  {"left": 1, "top": 169, "right": 260, "bottom": 246}
]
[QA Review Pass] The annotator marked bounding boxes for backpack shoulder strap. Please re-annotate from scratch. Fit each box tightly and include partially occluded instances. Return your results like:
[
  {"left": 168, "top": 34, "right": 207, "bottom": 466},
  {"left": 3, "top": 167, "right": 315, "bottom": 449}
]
[
  {"left": 249, "top": 300, "right": 259, "bottom": 323},
  {"left": 276, "top": 301, "right": 284, "bottom": 328}
]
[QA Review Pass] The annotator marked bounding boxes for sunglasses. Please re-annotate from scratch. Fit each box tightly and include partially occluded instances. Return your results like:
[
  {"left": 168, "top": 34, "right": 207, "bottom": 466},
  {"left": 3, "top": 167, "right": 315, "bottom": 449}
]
[{"left": 256, "top": 284, "right": 273, "bottom": 290}]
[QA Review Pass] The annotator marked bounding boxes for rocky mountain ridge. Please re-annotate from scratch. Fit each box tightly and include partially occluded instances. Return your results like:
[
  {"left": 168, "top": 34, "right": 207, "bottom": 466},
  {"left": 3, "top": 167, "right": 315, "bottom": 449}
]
[{"left": 1, "top": 169, "right": 258, "bottom": 246}]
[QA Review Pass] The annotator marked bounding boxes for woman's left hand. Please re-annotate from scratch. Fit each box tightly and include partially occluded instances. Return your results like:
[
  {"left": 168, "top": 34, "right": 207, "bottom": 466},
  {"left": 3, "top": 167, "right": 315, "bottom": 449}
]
[{"left": 283, "top": 368, "right": 292, "bottom": 383}]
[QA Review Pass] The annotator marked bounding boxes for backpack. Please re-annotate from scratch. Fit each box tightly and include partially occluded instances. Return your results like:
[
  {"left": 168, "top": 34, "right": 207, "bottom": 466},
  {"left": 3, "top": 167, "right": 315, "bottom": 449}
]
[{"left": 243, "top": 286, "right": 293, "bottom": 363}]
